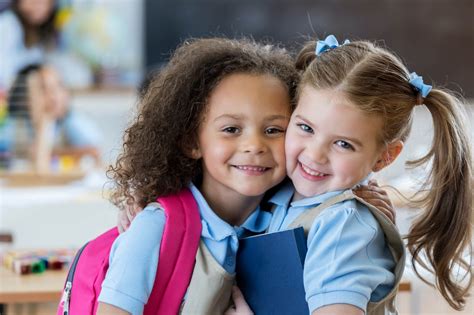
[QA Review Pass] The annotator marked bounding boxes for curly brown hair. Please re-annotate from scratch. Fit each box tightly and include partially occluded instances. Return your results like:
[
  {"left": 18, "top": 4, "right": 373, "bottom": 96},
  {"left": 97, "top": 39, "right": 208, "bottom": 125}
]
[{"left": 108, "top": 37, "right": 298, "bottom": 210}]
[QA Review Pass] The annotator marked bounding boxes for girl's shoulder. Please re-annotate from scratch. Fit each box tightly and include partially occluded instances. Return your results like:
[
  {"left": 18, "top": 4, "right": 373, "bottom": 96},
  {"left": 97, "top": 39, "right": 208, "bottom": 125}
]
[
  {"left": 114, "top": 203, "right": 166, "bottom": 250},
  {"left": 0, "top": 10, "right": 21, "bottom": 31},
  {"left": 317, "top": 198, "right": 381, "bottom": 232},
  {"left": 130, "top": 203, "right": 166, "bottom": 229}
]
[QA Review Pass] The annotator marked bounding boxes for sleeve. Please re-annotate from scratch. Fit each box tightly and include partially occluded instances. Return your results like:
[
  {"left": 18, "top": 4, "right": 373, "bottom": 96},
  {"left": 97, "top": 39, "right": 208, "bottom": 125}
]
[
  {"left": 98, "top": 205, "right": 166, "bottom": 315},
  {"left": 0, "top": 12, "right": 20, "bottom": 90},
  {"left": 62, "top": 110, "right": 103, "bottom": 147},
  {"left": 304, "top": 202, "right": 395, "bottom": 313}
]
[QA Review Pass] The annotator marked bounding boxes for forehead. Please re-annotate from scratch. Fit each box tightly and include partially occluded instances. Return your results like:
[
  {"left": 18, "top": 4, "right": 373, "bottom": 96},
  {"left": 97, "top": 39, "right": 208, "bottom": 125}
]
[
  {"left": 296, "top": 86, "right": 383, "bottom": 142},
  {"left": 206, "top": 73, "right": 291, "bottom": 117}
]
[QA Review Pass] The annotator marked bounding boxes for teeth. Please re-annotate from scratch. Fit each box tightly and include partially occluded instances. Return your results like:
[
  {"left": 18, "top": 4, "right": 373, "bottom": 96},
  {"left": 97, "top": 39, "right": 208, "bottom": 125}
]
[
  {"left": 301, "top": 163, "right": 326, "bottom": 177},
  {"left": 236, "top": 166, "right": 267, "bottom": 172}
]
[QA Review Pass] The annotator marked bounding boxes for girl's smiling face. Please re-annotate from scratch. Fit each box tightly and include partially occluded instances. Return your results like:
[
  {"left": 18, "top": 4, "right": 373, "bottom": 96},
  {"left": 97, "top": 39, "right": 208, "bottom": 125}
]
[
  {"left": 285, "top": 86, "right": 391, "bottom": 200},
  {"left": 195, "top": 73, "right": 291, "bottom": 200}
]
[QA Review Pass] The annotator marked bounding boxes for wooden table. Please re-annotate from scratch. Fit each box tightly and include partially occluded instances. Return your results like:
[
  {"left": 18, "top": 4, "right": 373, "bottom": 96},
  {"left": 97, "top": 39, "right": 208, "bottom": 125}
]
[
  {"left": 0, "top": 171, "right": 85, "bottom": 187},
  {"left": 0, "top": 265, "right": 67, "bottom": 303}
]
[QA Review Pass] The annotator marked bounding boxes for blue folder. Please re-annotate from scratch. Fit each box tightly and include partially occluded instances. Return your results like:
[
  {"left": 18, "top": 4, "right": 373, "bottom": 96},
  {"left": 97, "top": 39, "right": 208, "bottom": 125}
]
[{"left": 236, "top": 227, "right": 309, "bottom": 315}]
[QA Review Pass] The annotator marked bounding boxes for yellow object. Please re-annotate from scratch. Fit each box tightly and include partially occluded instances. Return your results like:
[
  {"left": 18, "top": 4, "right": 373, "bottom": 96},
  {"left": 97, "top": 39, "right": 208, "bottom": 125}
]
[
  {"left": 59, "top": 155, "right": 76, "bottom": 172},
  {"left": 55, "top": 7, "right": 73, "bottom": 30},
  {"left": 0, "top": 92, "right": 7, "bottom": 123}
]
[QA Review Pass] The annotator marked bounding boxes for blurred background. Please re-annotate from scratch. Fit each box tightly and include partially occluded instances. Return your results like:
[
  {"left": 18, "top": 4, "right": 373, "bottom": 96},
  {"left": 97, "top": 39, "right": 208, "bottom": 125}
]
[{"left": 0, "top": 0, "right": 472, "bottom": 314}]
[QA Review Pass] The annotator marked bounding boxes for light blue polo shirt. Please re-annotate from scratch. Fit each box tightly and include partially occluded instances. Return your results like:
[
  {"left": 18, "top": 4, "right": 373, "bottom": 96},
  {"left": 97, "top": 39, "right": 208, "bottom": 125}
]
[
  {"left": 98, "top": 183, "right": 271, "bottom": 314},
  {"left": 268, "top": 181, "right": 396, "bottom": 313}
]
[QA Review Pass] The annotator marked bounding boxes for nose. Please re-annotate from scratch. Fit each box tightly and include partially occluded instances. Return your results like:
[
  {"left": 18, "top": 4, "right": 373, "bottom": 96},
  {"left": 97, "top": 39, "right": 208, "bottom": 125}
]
[
  {"left": 308, "top": 140, "right": 328, "bottom": 165},
  {"left": 242, "top": 133, "right": 267, "bottom": 154}
]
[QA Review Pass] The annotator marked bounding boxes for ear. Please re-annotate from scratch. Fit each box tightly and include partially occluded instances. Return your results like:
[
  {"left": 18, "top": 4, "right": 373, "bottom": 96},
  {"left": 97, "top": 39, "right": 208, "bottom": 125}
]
[
  {"left": 372, "top": 140, "right": 404, "bottom": 172},
  {"left": 189, "top": 147, "right": 202, "bottom": 160},
  {"left": 181, "top": 137, "right": 202, "bottom": 160}
]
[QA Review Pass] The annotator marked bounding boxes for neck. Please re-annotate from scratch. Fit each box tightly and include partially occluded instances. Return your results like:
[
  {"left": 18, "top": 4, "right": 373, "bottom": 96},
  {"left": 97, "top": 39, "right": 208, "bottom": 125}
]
[
  {"left": 197, "top": 182, "right": 263, "bottom": 227},
  {"left": 292, "top": 191, "right": 305, "bottom": 202}
]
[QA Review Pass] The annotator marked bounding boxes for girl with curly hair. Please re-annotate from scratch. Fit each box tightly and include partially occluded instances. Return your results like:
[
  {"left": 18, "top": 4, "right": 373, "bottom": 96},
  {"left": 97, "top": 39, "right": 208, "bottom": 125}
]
[{"left": 97, "top": 37, "right": 299, "bottom": 314}]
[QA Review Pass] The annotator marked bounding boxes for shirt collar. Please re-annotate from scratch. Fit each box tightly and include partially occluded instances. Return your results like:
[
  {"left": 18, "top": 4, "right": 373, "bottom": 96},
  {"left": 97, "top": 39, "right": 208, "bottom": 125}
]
[
  {"left": 268, "top": 181, "right": 295, "bottom": 209},
  {"left": 235, "top": 206, "right": 272, "bottom": 238},
  {"left": 189, "top": 183, "right": 270, "bottom": 241},
  {"left": 268, "top": 176, "right": 371, "bottom": 208}
]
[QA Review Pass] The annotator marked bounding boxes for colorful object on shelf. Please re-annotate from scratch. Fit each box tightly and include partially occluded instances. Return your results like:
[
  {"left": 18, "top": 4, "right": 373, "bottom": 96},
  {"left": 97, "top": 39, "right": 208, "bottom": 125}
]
[
  {"left": 0, "top": 90, "right": 12, "bottom": 169},
  {"left": 2, "top": 248, "right": 76, "bottom": 275}
]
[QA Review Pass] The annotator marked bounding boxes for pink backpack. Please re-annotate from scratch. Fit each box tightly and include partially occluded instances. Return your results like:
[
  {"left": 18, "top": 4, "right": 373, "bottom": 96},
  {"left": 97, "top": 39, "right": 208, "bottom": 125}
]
[{"left": 57, "top": 188, "right": 202, "bottom": 315}]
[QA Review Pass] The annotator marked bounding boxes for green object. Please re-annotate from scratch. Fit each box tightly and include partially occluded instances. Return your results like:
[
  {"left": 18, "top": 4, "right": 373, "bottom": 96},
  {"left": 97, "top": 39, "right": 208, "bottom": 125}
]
[{"left": 31, "top": 260, "right": 47, "bottom": 273}]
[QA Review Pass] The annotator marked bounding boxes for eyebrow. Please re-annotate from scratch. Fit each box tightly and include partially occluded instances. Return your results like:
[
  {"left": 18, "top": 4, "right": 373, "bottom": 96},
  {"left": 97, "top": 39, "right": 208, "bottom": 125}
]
[
  {"left": 294, "top": 114, "right": 364, "bottom": 147},
  {"left": 214, "top": 114, "right": 289, "bottom": 122}
]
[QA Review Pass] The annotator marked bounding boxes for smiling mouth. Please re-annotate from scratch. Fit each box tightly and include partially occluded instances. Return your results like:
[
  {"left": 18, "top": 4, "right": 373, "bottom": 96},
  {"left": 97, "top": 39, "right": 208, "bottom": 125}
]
[
  {"left": 299, "top": 162, "right": 329, "bottom": 178},
  {"left": 232, "top": 165, "right": 271, "bottom": 175}
]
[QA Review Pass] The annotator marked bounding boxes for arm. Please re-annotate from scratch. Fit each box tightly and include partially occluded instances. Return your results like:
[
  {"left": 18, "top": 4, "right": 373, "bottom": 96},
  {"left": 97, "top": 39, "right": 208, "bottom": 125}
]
[
  {"left": 224, "top": 286, "right": 254, "bottom": 315},
  {"left": 28, "top": 73, "right": 55, "bottom": 173},
  {"left": 312, "top": 304, "right": 363, "bottom": 315},
  {"left": 304, "top": 202, "right": 396, "bottom": 314},
  {"left": 97, "top": 303, "right": 131, "bottom": 315},
  {"left": 98, "top": 205, "right": 165, "bottom": 314}
]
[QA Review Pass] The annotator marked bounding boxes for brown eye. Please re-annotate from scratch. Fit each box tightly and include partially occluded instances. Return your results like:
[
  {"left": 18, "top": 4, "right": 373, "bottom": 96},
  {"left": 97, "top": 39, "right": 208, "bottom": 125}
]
[
  {"left": 222, "top": 126, "right": 240, "bottom": 134},
  {"left": 265, "top": 127, "right": 284, "bottom": 135}
]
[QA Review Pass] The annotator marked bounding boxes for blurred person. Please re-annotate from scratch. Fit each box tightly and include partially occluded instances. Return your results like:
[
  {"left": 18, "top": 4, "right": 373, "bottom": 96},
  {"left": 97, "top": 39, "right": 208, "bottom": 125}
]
[
  {"left": 0, "top": 0, "right": 93, "bottom": 92},
  {"left": 7, "top": 64, "right": 101, "bottom": 173},
  {"left": 0, "top": 0, "right": 63, "bottom": 90}
]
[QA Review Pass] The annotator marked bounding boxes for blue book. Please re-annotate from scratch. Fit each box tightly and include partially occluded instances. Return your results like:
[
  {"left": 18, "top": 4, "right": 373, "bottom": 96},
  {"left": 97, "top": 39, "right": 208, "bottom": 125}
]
[{"left": 236, "top": 227, "right": 309, "bottom": 315}]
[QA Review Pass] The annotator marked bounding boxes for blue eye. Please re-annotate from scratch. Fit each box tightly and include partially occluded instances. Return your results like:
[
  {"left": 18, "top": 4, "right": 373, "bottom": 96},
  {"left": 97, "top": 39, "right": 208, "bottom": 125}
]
[
  {"left": 222, "top": 126, "right": 240, "bottom": 134},
  {"left": 297, "top": 123, "right": 313, "bottom": 133},
  {"left": 335, "top": 140, "right": 354, "bottom": 150}
]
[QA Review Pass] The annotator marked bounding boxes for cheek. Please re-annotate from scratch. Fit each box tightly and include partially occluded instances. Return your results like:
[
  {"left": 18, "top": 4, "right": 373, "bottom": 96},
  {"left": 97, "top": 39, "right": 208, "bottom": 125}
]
[
  {"left": 273, "top": 138, "right": 286, "bottom": 162},
  {"left": 204, "top": 144, "right": 228, "bottom": 163},
  {"left": 284, "top": 130, "right": 300, "bottom": 164},
  {"left": 334, "top": 157, "right": 370, "bottom": 181}
]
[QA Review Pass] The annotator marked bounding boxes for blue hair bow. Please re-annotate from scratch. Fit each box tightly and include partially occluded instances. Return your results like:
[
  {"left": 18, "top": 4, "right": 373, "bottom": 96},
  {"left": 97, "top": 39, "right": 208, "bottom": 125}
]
[
  {"left": 315, "top": 35, "right": 350, "bottom": 56},
  {"left": 409, "top": 72, "right": 432, "bottom": 97}
]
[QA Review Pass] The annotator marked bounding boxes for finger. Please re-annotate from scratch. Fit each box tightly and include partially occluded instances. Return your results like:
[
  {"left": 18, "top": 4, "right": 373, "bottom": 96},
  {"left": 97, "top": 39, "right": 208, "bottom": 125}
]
[
  {"left": 354, "top": 189, "right": 392, "bottom": 209},
  {"left": 353, "top": 189, "right": 388, "bottom": 201},
  {"left": 355, "top": 184, "right": 388, "bottom": 197},
  {"left": 378, "top": 207, "right": 395, "bottom": 224},
  {"left": 117, "top": 210, "right": 130, "bottom": 233},
  {"left": 368, "top": 179, "right": 379, "bottom": 186},
  {"left": 353, "top": 193, "right": 396, "bottom": 223},
  {"left": 126, "top": 208, "right": 135, "bottom": 222},
  {"left": 223, "top": 306, "right": 236, "bottom": 315},
  {"left": 117, "top": 218, "right": 124, "bottom": 233},
  {"left": 369, "top": 202, "right": 395, "bottom": 223},
  {"left": 231, "top": 286, "right": 253, "bottom": 314}
]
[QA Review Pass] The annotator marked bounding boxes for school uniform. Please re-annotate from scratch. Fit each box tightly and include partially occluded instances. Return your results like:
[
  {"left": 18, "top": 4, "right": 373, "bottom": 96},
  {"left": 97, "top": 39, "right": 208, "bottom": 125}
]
[
  {"left": 99, "top": 183, "right": 271, "bottom": 314},
  {"left": 268, "top": 180, "right": 403, "bottom": 314}
]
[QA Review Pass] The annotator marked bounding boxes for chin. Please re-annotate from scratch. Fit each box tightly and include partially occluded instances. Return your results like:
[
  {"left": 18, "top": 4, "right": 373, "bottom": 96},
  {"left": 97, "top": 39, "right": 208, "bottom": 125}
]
[
  {"left": 237, "top": 186, "right": 268, "bottom": 197},
  {"left": 294, "top": 184, "right": 325, "bottom": 199}
]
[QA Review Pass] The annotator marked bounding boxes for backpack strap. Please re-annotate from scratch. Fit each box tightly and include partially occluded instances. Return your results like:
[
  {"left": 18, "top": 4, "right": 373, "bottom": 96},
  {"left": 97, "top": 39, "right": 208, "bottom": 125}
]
[
  {"left": 144, "top": 188, "right": 202, "bottom": 315},
  {"left": 288, "top": 190, "right": 355, "bottom": 233}
]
